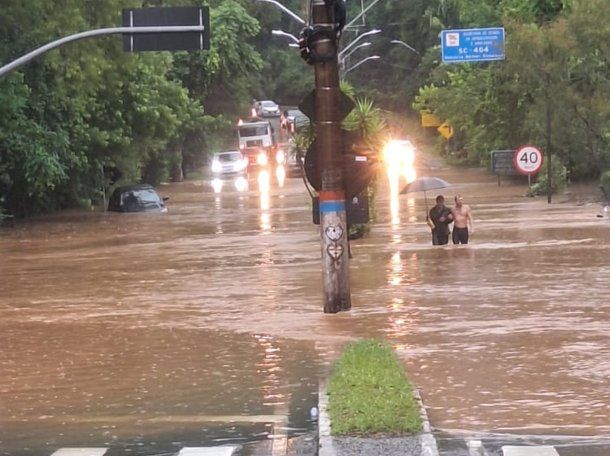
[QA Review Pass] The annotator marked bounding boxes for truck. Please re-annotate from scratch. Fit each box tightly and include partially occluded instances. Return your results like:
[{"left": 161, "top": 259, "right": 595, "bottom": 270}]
[{"left": 237, "top": 118, "right": 285, "bottom": 167}]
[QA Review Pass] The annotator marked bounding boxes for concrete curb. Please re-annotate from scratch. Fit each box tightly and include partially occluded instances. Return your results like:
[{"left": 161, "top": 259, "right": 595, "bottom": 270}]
[
  {"left": 318, "top": 379, "right": 334, "bottom": 456},
  {"left": 413, "top": 389, "right": 440, "bottom": 456},
  {"left": 317, "top": 381, "right": 440, "bottom": 456}
]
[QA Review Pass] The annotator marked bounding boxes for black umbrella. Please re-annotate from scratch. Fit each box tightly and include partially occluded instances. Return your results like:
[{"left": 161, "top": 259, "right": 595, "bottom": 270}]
[{"left": 400, "top": 176, "right": 452, "bottom": 212}]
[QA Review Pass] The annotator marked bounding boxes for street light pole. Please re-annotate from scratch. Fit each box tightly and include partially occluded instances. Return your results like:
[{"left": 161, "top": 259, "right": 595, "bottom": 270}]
[
  {"left": 0, "top": 25, "right": 206, "bottom": 78},
  {"left": 390, "top": 39, "right": 420, "bottom": 56},
  {"left": 338, "top": 28, "right": 381, "bottom": 60},
  {"left": 255, "top": 0, "right": 305, "bottom": 25},
  {"left": 311, "top": 0, "right": 351, "bottom": 313},
  {"left": 339, "top": 42, "right": 371, "bottom": 63},
  {"left": 344, "top": 55, "right": 380, "bottom": 74},
  {"left": 272, "top": 29, "right": 299, "bottom": 44},
  {"left": 338, "top": 42, "right": 371, "bottom": 74}
]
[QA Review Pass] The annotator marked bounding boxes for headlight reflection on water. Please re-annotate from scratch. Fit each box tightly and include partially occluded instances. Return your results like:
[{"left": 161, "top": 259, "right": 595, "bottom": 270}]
[
  {"left": 258, "top": 169, "right": 271, "bottom": 232},
  {"left": 275, "top": 165, "right": 286, "bottom": 188},
  {"left": 234, "top": 176, "right": 248, "bottom": 192},
  {"left": 211, "top": 178, "right": 223, "bottom": 194},
  {"left": 383, "top": 139, "right": 418, "bottom": 226}
]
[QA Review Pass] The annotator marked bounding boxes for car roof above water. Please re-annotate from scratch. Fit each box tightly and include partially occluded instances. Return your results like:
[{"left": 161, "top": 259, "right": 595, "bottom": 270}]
[{"left": 114, "top": 183, "right": 155, "bottom": 193}]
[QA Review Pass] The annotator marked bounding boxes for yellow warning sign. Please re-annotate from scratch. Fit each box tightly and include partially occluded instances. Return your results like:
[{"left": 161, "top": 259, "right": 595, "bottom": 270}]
[
  {"left": 437, "top": 123, "right": 454, "bottom": 140},
  {"left": 421, "top": 111, "right": 442, "bottom": 127}
]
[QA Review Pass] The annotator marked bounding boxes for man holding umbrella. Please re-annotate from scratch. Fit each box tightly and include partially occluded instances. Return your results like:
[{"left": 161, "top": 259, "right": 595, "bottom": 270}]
[
  {"left": 428, "top": 195, "right": 453, "bottom": 245},
  {"left": 401, "top": 176, "right": 453, "bottom": 245}
]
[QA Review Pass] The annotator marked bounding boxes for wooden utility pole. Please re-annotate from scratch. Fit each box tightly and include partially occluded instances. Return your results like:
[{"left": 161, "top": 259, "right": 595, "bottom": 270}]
[{"left": 311, "top": 0, "right": 351, "bottom": 313}]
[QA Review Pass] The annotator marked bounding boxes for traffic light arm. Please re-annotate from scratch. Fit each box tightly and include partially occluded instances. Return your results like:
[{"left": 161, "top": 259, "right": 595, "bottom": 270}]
[{"left": 0, "top": 25, "right": 205, "bottom": 78}]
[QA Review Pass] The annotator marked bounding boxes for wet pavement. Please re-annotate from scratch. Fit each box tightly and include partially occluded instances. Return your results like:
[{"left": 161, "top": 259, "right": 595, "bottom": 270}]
[{"left": 1, "top": 156, "right": 609, "bottom": 455}]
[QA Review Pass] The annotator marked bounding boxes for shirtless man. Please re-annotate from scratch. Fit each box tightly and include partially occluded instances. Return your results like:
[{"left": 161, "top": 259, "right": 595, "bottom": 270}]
[{"left": 451, "top": 194, "right": 474, "bottom": 244}]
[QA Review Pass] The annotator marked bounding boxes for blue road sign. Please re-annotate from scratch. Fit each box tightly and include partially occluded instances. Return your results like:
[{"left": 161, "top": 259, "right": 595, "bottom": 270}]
[{"left": 441, "top": 27, "right": 505, "bottom": 63}]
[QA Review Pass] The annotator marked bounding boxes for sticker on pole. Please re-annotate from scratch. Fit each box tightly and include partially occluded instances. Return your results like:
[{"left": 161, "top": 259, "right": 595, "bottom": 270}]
[{"left": 513, "top": 146, "right": 543, "bottom": 175}]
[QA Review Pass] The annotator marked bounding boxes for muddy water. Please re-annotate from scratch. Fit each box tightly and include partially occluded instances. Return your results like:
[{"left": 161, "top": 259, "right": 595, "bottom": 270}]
[{"left": 1, "top": 162, "right": 610, "bottom": 454}]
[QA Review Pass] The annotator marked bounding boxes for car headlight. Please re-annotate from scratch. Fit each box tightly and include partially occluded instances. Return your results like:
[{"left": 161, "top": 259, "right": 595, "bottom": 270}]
[
  {"left": 257, "top": 152, "right": 268, "bottom": 166},
  {"left": 235, "top": 159, "right": 247, "bottom": 171},
  {"left": 276, "top": 150, "right": 285, "bottom": 164},
  {"left": 211, "top": 161, "right": 221, "bottom": 173}
]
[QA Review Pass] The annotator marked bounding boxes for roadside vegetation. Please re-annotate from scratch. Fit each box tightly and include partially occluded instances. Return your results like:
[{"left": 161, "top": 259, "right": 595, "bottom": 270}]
[
  {"left": 0, "top": 0, "right": 262, "bottom": 216},
  {"left": 327, "top": 339, "right": 422, "bottom": 435}
]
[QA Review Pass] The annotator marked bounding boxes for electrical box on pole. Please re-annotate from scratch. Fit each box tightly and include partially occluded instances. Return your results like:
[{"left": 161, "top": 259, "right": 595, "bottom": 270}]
[{"left": 122, "top": 6, "right": 210, "bottom": 52}]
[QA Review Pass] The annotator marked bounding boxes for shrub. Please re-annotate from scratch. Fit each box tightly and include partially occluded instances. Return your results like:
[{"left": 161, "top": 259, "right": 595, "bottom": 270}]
[{"left": 528, "top": 158, "right": 567, "bottom": 196}]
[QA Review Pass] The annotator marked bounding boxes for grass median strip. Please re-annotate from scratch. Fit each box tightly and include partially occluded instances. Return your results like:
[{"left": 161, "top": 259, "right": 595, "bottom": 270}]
[{"left": 327, "top": 339, "right": 423, "bottom": 436}]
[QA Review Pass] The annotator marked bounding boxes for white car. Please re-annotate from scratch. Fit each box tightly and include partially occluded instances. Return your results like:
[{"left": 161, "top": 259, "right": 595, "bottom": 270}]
[
  {"left": 256, "top": 100, "right": 280, "bottom": 117},
  {"left": 211, "top": 151, "right": 248, "bottom": 176}
]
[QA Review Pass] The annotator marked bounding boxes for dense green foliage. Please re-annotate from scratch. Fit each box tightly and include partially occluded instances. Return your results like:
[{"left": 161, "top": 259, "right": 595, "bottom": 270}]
[
  {"left": 328, "top": 339, "right": 422, "bottom": 435},
  {"left": 410, "top": 0, "right": 609, "bottom": 182},
  {"left": 1, "top": 0, "right": 607, "bottom": 216},
  {"left": 0, "top": 0, "right": 262, "bottom": 216}
]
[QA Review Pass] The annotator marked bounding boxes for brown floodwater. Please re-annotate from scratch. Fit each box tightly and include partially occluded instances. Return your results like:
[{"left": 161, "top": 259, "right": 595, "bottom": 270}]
[{"left": 1, "top": 160, "right": 609, "bottom": 455}]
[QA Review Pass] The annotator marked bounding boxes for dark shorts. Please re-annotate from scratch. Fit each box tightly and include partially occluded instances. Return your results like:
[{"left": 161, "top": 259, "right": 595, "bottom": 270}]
[
  {"left": 432, "top": 229, "right": 449, "bottom": 245},
  {"left": 452, "top": 227, "right": 469, "bottom": 244}
]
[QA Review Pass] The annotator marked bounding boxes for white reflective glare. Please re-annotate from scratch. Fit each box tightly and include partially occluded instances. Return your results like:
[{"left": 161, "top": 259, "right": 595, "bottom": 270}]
[
  {"left": 276, "top": 165, "right": 286, "bottom": 187},
  {"left": 258, "top": 169, "right": 271, "bottom": 232},
  {"left": 258, "top": 169, "right": 271, "bottom": 194},
  {"left": 211, "top": 178, "right": 223, "bottom": 193},
  {"left": 211, "top": 160, "right": 222, "bottom": 173},
  {"left": 234, "top": 176, "right": 248, "bottom": 192},
  {"left": 257, "top": 152, "right": 269, "bottom": 166}
]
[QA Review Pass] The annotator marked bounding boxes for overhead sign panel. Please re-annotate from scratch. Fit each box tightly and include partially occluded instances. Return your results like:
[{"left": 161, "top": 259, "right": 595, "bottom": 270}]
[
  {"left": 122, "top": 6, "right": 210, "bottom": 52},
  {"left": 441, "top": 27, "right": 505, "bottom": 63}
]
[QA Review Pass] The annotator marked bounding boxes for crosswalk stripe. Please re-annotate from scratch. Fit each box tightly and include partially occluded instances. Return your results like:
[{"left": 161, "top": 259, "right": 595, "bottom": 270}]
[
  {"left": 50, "top": 449, "right": 107, "bottom": 456},
  {"left": 502, "top": 445, "right": 559, "bottom": 456},
  {"left": 177, "top": 447, "right": 240, "bottom": 456}
]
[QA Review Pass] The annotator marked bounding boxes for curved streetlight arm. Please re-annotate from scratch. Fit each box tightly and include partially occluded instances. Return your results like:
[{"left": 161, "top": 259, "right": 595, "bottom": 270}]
[
  {"left": 255, "top": 0, "right": 305, "bottom": 25},
  {"left": 391, "top": 39, "right": 420, "bottom": 56},
  {"left": 345, "top": 55, "right": 380, "bottom": 74},
  {"left": 338, "top": 29, "right": 381, "bottom": 59},
  {"left": 339, "top": 42, "right": 371, "bottom": 64},
  {"left": 272, "top": 29, "right": 299, "bottom": 44},
  {"left": 0, "top": 25, "right": 205, "bottom": 78}
]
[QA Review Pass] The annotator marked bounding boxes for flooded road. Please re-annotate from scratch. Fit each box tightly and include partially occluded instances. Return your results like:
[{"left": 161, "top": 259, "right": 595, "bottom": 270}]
[{"left": 1, "top": 159, "right": 610, "bottom": 454}]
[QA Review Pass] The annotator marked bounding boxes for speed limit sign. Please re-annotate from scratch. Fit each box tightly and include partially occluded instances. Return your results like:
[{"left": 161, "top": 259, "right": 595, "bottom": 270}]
[{"left": 514, "top": 146, "right": 543, "bottom": 175}]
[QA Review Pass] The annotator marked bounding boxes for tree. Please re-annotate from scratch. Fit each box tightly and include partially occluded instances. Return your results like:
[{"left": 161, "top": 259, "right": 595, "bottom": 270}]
[{"left": 412, "top": 0, "right": 609, "bottom": 179}]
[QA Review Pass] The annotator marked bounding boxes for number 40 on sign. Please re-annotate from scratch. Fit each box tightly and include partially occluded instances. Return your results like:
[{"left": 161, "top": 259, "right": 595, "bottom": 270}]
[{"left": 513, "top": 145, "right": 543, "bottom": 176}]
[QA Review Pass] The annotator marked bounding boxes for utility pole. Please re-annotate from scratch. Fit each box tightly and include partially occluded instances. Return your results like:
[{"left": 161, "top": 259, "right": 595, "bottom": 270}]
[
  {"left": 545, "top": 72, "right": 552, "bottom": 204},
  {"left": 310, "top": 0, "right": 351, "bottom": 313}
]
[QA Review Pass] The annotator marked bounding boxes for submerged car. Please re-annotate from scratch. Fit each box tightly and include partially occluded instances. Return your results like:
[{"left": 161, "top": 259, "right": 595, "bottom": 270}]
[
  {"left": 211, "top": 150, "right": 248, "bottom": 175},
  {"left": 107, "top": 184, "right": 168, "bottom": 213}
]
